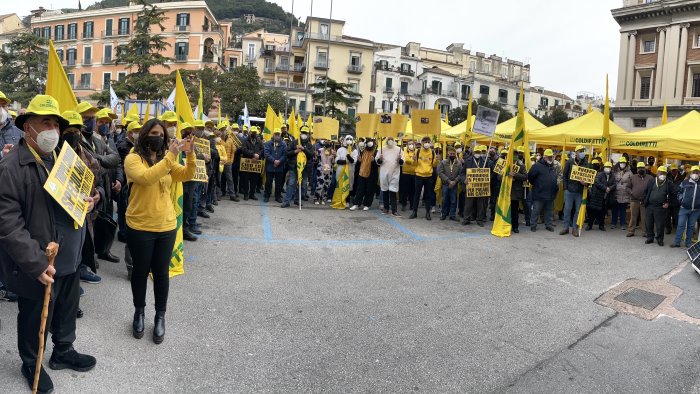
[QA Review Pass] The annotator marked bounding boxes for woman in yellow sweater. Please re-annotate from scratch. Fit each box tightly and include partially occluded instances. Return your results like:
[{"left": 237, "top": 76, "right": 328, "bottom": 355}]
[{"left": 124, "top": 118, "right": 196, "bottom": 344}]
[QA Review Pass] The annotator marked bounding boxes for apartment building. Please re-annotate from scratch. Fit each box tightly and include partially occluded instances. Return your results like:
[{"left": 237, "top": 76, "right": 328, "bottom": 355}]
[
  {"left": 371, "top": 42, "right": 532, "bottom": 119},
  {"left": 0, "top": 13, "right": 29, "bottom": 51},
  {"left": 29, "top": 1, "right": 231, "bottom": 100},
  {"left": 612, "top": 0, "right": 700, "bottom": 129}
]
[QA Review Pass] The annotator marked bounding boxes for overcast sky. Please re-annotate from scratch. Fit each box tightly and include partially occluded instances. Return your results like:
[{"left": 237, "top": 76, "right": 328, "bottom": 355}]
[{"left": 5, "top": 0, "right": 623, "bottom": 99}]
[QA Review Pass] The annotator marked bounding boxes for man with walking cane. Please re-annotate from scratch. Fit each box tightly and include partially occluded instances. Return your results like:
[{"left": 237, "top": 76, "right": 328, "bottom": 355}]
[{"left": 0, "top": 95, "right": 97, "bottom": 394}]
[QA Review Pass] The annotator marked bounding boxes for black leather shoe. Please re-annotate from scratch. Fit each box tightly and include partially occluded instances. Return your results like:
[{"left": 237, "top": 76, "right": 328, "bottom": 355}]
[
  {"left": 132, "top": 307, "right": 144, "bottom": 339},
  {"left": 513, "top": 228, "right": 520, "bottom": 233},
  {"left": 248, "top": 195, "right": 258, "bottom": 201},
  {"left": 275, "top": 197, "right": 283, "bottom": 204},
  {"left": 409, "top": 212, "right": 417, "bottom": 219},
  {"left": 658, "top": 240, "right": 664, "bottom": 247},
  {"left": 48, "top": 348, "right": 96, "bottom": 372},
  {"left": 97, "top": 252, "right": 120, "bottom": 263},
  {"left": 230, "top": 195, "right": 240, "bottom": 202},
  {"left": 77, "top": 308, "right": 83, "bottom": 319},
  {"left": 281, "top": 203, "right": 290, "bottom": 208},
  {"left": 21, "top": 364, "right": 53, "bottom": 394},
  {"left": 205, "top": 205, "right": 215, "bottom": 213},
  {"left": 190, "top": 226, "right": 202, "bottom": 235},
  {"left": 440, "top": 214, "right": 446, "bottom": 220},
  {"left": 153, "top": 311, "right": 165, "bottom": 344},
  {"left": 183, "top": 228, "right": 198, "bottom": 242},
  {"left": 302, "top": 195, "right": 309, "bottom": 201},
  {"left": 243, "top": 195, "right": 249, "bottom": 201},
  {"left": 197, "top": 210, "right": 210, "bottom": 219},
  {"left": 264, "top": 197, "right": 270, "bottom": 203},
  {"left": 645, "top": 239, "right": 654, "bottom": 244},
  {"left": 425, "top": 211, "right": 431, "bottom": 221}
]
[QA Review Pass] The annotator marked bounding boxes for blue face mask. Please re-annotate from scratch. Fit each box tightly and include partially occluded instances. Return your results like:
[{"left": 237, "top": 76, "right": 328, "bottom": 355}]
[
  {"left": 83, "top": 118, "right": 95, "bottom": 134},
  {"left": 98, "top": 123, "right": 110, "bottom": 136},
  {"left": 578, "top": 152, "right": 585, "bottom": 160}
]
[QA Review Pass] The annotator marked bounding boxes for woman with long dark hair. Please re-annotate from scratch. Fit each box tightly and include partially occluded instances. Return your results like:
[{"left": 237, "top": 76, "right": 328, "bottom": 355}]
[{"left": 124, "top": 118, "right": 196, "bottom": 344}]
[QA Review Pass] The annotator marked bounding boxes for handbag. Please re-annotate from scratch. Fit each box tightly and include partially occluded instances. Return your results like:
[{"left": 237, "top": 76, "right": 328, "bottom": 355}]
[{"left": 93, "top": 209, "right": 117, "bottom": 253}]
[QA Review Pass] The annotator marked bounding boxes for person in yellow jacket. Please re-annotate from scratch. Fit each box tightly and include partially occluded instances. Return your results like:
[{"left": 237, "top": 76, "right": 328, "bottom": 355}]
[
  {"left": 399, "top": 139, "right": 416, "bottom": 211},
  {"left": 409, "top": 136, "right": 438, "bottom": 220},
  {"left": 222, "top": 123, "right": 239, "bottom": 201},
  {"left": 124, "top": 118, "right": 196, "bottom": 344}
]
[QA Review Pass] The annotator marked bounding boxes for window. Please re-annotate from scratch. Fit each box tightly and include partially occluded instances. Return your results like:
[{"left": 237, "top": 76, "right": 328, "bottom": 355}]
[
  {"left": 642, "top": 40, "right": 655, "bottom": 53},
  {"left": 350, "top": 54, "right": 361, "bottom": 66},
  {"left": 79, "top": 73, "right": 91, "bottom": 89},
  {"left": 104, "top": 45, "right": 112, "bottom": 63},
  {"left": 540, "top": 97, "right": 549, "bottom": 107},
  {"left": 43, "top": 27, "right": 51, "bottom": 39},
  {"left": 67, "top": 73, "right": 75, "bottom": 88},
  {"left": 33, "top": 28, "right": 40, "bottom": 37},
  {"left": 479, "top": 85, "right": 490, "bottom": 96},
  {"left": 501, "top": 66, "right": 508, "bottom": 79},
  {"left": 516, "top": 92, "right": 521, "bottom": 103},
  {"left": 385, "top": 77, "right": 393, "bottom": 88},
  {"left": 347, "top": 107, "right": 356, "bottom": 119},
  {"left": 498, "top": 89, "right": 508, "bottom": 104},
  {"left": 229, "top": 57, "right": 238, "bottom": 69},
  {"left": 118, "top": 18, "right": 130, "bottom": 35},
  {"left": 692, "top": 74, "right": 700, "bottom": 97},
  {"left": 176, "top": 13, "right": 190, "bottom": 29},
  {"left": 320, "top": 23, "right": 329, "bottom": 38},
  {"left": 280, "top": 56, "right": 289, "bottom": 67},
  {"left": 316, "top": 50, "right": 328, "bottom": 67},
  {"left": 633, "top": 118, "right": 647, "bottom": 128},
  {"left": 55, "top": 25, "right": 64, "bottom": 40},
  {"left": 67, "top": 23, "right": 77, "bottom": 39},
  {"left": 482, "top": 62, "right": 491, "bottom": 73},
  {"left": 105, "top": 19, "right": 113, "bottom": 36},
  {"left": 56, "top": 49, "right": 64, "bottom": 61},
  {"left": 381, "top": 100, "right": 390, "bottom": 112},
  {"left": 400, "top": 81, "right": 409, "bottom": 94},
  {"left": 401, "top": 63, "right": 411, "bottom": 72},
  {"left": 83, "top": 47, "right": 92, "bottom": 64},
  {"left": 461, "top": 84, "right": 470, "bottom": 100},
  {"left": 469, "top": 61, "right": 476, "bottom": 72},
  {"left": 247, "top": 43, "right": 255, "bottom": 59},
  {"left": 299, "top": 100, "right": 306, "bottom": 113},
  {"left": 83, "top": 21, "right": 93, "bottom": 38},
  {"left": 66, "top": 48, "right": 77, "bottom": 65},
  {"left": 378, "top": 59, "right": 388, "bottom": 70},
  {"left": 175, "top": 42, "right": 189, "bottom": 61},
  {"left": 314, "top": 105, "right": 324, "bottom": 115},
  {"left": 640, "top": 76, "right": 651, "bottom": 99},
  {"left": 288, "top": 98, "right": 296, "bottom": 111},
  {"left": 348, "top": 80, "right": 359, "bottom": 93},
  {"left": 117, "top": 72, "right": 127, "bottom": 82},
  {"left": 103, "top": 72, "right": 111, "bottom": 89},
  {"left": 431, "top": 80, "right": 442, "bottom": 95}
]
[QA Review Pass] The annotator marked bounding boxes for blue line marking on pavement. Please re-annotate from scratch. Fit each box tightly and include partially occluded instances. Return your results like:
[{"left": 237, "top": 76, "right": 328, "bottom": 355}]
[
  {"left": 197, "top": 231, "right": 484, "bottom": 246},
  {"left": 372, "top": 211, "right": 424, "bottom": 241},
  {"left": 259, "top": 198, "right": 274, "bottom": 241}
]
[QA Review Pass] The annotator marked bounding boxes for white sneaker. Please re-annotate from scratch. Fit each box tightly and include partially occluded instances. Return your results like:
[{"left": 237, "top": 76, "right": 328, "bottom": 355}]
[
  {"left": 363, "top": 206, "right": 370, "bottom": 211},
  {"left": 321, "top": 200, "right": 325, "bottom": 205},
  {"left": 349, "top": 205, "right": 358, "bottom": 211},
  {"left": 431, "top": 207, "right": 436, "bottom": 213},
  {"left": 314, "top": 201, "right": 320, "bottom": 205}
]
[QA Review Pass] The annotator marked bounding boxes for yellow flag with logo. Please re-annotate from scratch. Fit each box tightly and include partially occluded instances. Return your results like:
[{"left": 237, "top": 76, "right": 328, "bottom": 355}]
[
  {"left": 46, "top": 40, "right": 78, "bottom": 113},
  {"left": 492, "top": 84, "right": 525, "bottom": 237},
  {"left": 576, "top": 187, "right": 588, "bottom": 236},
  {"left": 289, "top": 108, "right": 299, "bottom": 140},
  {"left": 297, "top": 152, "right": 306, "bottom": 184},
  {"left": 331, "top": 162, "right": 351, "bottom": 209},
  {"left": 143, "top": 99, "right": 151, "bottom": 123}
]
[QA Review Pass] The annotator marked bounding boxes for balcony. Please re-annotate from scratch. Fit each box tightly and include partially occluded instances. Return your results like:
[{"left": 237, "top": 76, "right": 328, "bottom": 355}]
[
  {"left": 83, "top": 58, "right": 92, "bottom": 65},
  {"left": 81, "top": 32, "right": 94, "bottom": 39},
  {"left": 314, "top": 61, "right": 328, "bottom": 70},
  {"left": 76, "top": 83, "right": 91, "bottom": 90},
  {"left": 399, "top": 68, "right": 415, "bottom": 77},
  {"left": 384, "top": 87, "right": 394, "bottom": 94},
  {"left": 174, "top": 25, "right": 190, "bottom": 33},
  {"left": 422, "top": 87, "right": 441, "bottom": 95},
  {"left": 66, "top": 58, "right": 77, "bottom": 66},
  {"left": 66, "top": 34, "right": 77, "bottom": 40},
  {"left": 264, "top": 66, "right": 275, "bottom": 73},
  {"left": 347, "top": 64, "right": 364, "bottom": 74},
  {"left": 276, "top": 64, "right": 289, "bottom": 72},
  {"left": 116, "top": 29, "right": 130, "bottom": 37},
  {"left": 54, "top": 35, "right": 65, "bottom": 42},
  {"left": 261, "top": 48, "right": 274, "bottom": 57},
  {"left": 291, "top": 63, "right": 305, "bottom": 73},
  {"left": 202, "top": 54, "right": 214, "bottom": 63},
  {"left": 289, "top": 82, "right": 307, "bottom": 90},
  {"left": 245, "top": 54, "right": 256, "bottom": 62},
  {"left": 102, "top": 57, "right": 113, "bottom": 64},
  {"left": 174, "top": 54, "right": 188, "bottom": 62},
  {"left": 292, "top": 39, "right": 303, "bottom": 47},
  {"left": 305, "top": 32, "right": 343, "bottom": 42},
  {"left": 101, "top": 30, "right": 113, "bottom": 38}
]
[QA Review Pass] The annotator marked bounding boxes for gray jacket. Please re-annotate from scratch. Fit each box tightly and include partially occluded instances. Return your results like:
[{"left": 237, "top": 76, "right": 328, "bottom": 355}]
[{"left": 437, "top": 158, "right": 461, "bottom": 183}]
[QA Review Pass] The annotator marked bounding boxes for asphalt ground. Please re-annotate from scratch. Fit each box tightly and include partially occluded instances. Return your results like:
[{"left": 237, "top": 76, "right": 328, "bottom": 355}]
[{"left": 1, "top": 197, "right": 700, "bottom": 393}]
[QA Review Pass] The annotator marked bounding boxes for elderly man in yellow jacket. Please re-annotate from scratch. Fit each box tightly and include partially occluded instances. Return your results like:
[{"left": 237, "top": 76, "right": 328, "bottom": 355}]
[{"left": 409, "top": 136, "right": 439, "bottom": 220}]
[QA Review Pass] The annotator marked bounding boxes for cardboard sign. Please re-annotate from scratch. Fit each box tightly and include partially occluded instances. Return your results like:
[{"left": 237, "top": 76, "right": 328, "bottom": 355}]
[
  {"left": 43, "top": 141, "right": 95, "bottom": 226},
  {"left": 410, "top": 109, "right": 441, "bottom": 136},
  {"left": 192, "top": 159, "right": 208, "bottom": 183},
  {"left": 512, "top": 163, "right": 521, "bottom": 175},
  {"left": 312, "top": 117, "right": 339, "bottom": 140},
  {"left": 473, "top": 106, "right": 500, "bottom": 137},
  {"left": 216, "top": 144, "right": 227, "bottom": 162},
  {"left": 240, "top": 158, "right": 263, "bottom": 173},
  {"left": 570, "top": 165, "right": 597, "bottom": 184},
  {"left": 493, "top": 158, "right": 505, "bottom": 175},
  {"left": 466, "top": 168, "right": 491, "bottom": 197},
  {"left": 355, "top": 113, "right": 379, "bottom": 139},
  {"left": 194, "top": 137, "right": 210, "bottom": 155},
  {"left": 377, "top": 113, "right": 408, "bottom": 139},
  {"left": 230, "top": 134, "right": 242, "bottom": 148}
]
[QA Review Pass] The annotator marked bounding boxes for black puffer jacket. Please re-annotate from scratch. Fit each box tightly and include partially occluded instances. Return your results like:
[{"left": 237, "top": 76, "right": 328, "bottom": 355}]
[
  {"left": 589, "top": 170, "right": 616, "bottom": 211},
  {"left": 527, "top": 158, "right": 558, "bottom": 201},
  {"left": 563, "top": 158, "right": 589, "bottom": 194}
]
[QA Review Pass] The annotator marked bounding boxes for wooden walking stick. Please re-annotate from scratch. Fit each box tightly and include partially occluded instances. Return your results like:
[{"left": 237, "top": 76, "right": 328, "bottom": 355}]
[{"left": 33, "top": 242, "right": 59, "bottom": 394}]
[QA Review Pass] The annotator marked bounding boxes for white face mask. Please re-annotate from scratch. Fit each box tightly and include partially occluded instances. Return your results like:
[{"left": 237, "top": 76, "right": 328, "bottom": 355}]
[
  {"left": 474, "top": 154, "right": 482, "bottom": 159},
  {"left": 619, "top": 163, "right": 626, "bottom": 169},
  {"left": 358, "top": 142, "right": 365, "bottom": 149},
  {"left": 32, "top": 125, "right": 60, "bottom": 153},
  {"left": 387, "top": 140, "right": 395, "bottom": 147},
  {"left": 367, "top": 141, "right": 374, "bottom": 148},
  {"left": 658, "top": 175, "right": 666, "bottom": 181},
  {"left": 215, "top": 137, "right": 222, "bottom": 143},
  {"left": 423, "top": 143, "right": 431, "bottom": 149},
  {"left": 0, "top": 108, "right": 8, "bottom": 126},
  {"left": 456, "top": 148, "right": 462, "bottom": 154},
  {"left": 131, "top": 132, "right": 139, "bottom": 142},
  {"left": 300, "top": 134, "right": 308, "bottom": 141},
  {"left": 166, "top": 126, "right": 177, "bottom": 138},
  {"left": 407, "top": 144, "right": 414, "bottom": 151},
  {"left": 692, "top": 173, "right": 699, "bottom": 181},
  {"left": 604, "top": 168, "right": 611, "bottom": 174},
  {"left": 530, "top": 160, "right": 536, "bottom": 166}
]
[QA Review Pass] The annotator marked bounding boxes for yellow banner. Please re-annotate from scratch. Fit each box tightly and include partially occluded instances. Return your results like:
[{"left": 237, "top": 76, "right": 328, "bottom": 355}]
[
  {"left": 410, "top": 109, "right": 442, "bottom": 137},
  {"left": 466, "top": 168, "right": 491, "bottom": 197},
  {"left": 570, "top": 165, "right": 597, "bottom": 184},
  {"left": 192, "top": 159, "right": 208, "bottom": 183},
  {"left": 240, "top": 158, "right": 263, "bottom": 173},
  {"left": 355, "top": 113, "right": 379, "bottom": 139},
  {"left": 377, "top": 113, "right": 408, "bottom": 139},
  {"left": 194, "top": 137, "right": 209, "bottom": 156},
  {"left": 312, "top": 117, "right": 339, "bottom": 140},
  {"left": 493, "top": 158, "right": 505, "bottom": 176},
  {"left": 43, "top": 141, "right": 94, "bottom": 226}
]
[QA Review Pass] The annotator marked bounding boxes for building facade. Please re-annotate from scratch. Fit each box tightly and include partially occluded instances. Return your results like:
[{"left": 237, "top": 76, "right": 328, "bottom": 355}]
[
  {"left": 612, "top": 0, "right": 700, "bottom": 130},
  {"left": 29, "top": 1, "right": 231, "bottom": 101}
]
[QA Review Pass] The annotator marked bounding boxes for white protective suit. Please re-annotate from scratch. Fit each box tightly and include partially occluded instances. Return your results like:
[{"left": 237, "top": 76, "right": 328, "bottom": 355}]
[{"left": 375, "top": 144, "right": 404, "bottom": 192}]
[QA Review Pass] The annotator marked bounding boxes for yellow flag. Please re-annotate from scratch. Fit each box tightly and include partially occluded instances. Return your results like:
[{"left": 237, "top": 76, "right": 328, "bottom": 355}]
[
  {"left": 492, "top": 83, "right": 525, "bottom": 238},
  {"left": 127, "top": 104, "right": 139, "bottom": 120},
  {"left": 601, "top": 75, "right": 611, "bottom": 161},
  {"left": 297, "top": 152, "right": 307, "bottom": 184},
  {"left": 305, "top": 113, "right": 313, "bottom": 128},
  {"left": 143, "top": 99, "right": 151, "bottom": 123},
  {"left": 463, "top": 91, "right": 473, "bottom": 145},
  {"left": 661, "top": 102, "right": 668, "bottom": 125},
  {"left": 264, "top": 105, "right": 281, "bottom": 137},
  {"left": 587, "top": 103, "right": 593, "bottom": 114},
  {"left": 175, "top": 70, "right": 195, "bottom": 126},
  {"left": 331, "top": 162, "right": 351, "bottom": 209},
  {"left": 576, "top": 187, "right": 588, "bottom": 236},
  {"left": 197, "top": 80, "right": 204, "bottom": 120},
  {"left": 46, "top": 40, "right": 78, "bottom": 112},
  {"left": 289, "top": 108, "right": 299, "bottom": 140},
  {"left": 445, "top": 112, "right": 450, "bottom": 126}
]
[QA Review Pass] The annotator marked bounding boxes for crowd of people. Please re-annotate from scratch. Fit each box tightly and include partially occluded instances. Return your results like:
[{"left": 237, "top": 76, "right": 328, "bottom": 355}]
[{"left": 1, "top": 89, "right": 699, "bottom": 393}]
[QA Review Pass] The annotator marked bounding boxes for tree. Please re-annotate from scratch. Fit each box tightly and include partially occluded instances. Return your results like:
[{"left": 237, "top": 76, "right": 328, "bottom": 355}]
[
  {"left": 309, "top": 77, "right": 362, "bottom": 123},
  {"left": 114, "top": 0, "right": 172, "bottom": 99},
  {"left": 217, "top": 66, "right": 262, "bottom": 118},
  {"left": 540, "top": 107, "right": 570, "bottom": 126},
  {"left": 446, "top": 97, "right": 514, "bottom": 127},
  {"left": 259, "top": 89, "right": 286, "bottom": 115},
  {"left": 0, "top": 33, "right": 48, "bottom": 105}
]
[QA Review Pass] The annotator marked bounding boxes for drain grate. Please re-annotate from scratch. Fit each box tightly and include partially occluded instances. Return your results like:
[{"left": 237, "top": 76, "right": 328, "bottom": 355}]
[{"left": 614, "top": 288, "right": 666, "bottom": 311}]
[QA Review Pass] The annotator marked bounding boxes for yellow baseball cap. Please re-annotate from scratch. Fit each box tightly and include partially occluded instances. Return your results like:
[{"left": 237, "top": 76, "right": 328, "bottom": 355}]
[
  {"left": 16, "top": 95, "right": 69, "bottom": 131},
  {"left": 179, "top": 122, "right": 193, "bottom": 132},
  {"left": 8, "top": 110, "right": 17, "bottom": 118},
  {"left": 516, "top": 146, "right": 524, "bottom": 153},
  {"left": 0, "top": 91, "right": 10, "bottom": 105},
  {"left": 194, "top": 119, "right": 206, "bottom": 128},
  {"left": 242, "top": 125, "right": 249, "bottom": 131},
  {"left": 637, "top": 162, "right": 646, "bottom": 168},
  {"left": 691, "top": 165, "right": 700, "bottom": 172},
  {"left": 670, "top": 164, "right": 678, "bottom": 170},
  {"left": 206, "top": 119, "right": 215, "bottom": 127},
  {"left": 159, "top": 111, "right": 177, "bottom": 123},
  {"left": 126, "top": 122, "right": 141, "bottom": 133},
  {"left": 604, "top": 161, "right": 612, "bottom": 168},
  {"left": 543, "top": 149, "right": 553, "bottom": 156},
  {"left": 273, "top": 127, "right": 281, "bottom": 134},
  {"left": 61, "top": 110, "right": 84, "bottom": 127},
  {"left": 76, "top": 101, "right": 97, "bottom": 115},
  {"left": 455, "top": 141, "right": 462, "bottom": 147},
  {"left": 96, "top": 108, "right": 112, "bottom": 121},
  {"left": 657, "top": 166, "right": 667, "bottom": 173},
  {"left": 619, "top": 157, "right": 627, "bottom": 163},
  {"left": 501, "top": 149, "right": 508, "bottom": 154},
  {"left": 575, "top": 145, "right": 585, "bottom": 152},
  {"left": 300, "top": 125, "right": 310, "bottom": 133},
  {"left": 231, "top": 123, "right": 240, "bottom": 130}
]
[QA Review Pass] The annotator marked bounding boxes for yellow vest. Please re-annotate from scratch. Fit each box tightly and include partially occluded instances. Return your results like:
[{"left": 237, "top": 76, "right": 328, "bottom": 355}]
[{"left": 415, "top": 148, "right": 436, "bottom": 177}]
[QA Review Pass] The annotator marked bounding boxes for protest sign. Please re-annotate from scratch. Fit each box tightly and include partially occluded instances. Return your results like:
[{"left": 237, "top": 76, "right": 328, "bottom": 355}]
[
  {"left": 493, "top": 158, "right": 505, "bottom": 175},
  {"left": 473, "top": 106, "right": 500, "bottom": 137},
  {"left": 355, "top": 114, "right": 379, "bottom": 139},
  {"left": 192, "top": 159, "right": 208, "bottom": 182},
  {"left": 43, "top": 141, "right": 95, "bottom": 226},
  {"left": 466, "top": 168, "right": 491, "bottom": 197},
  {"left": 410, "top": 110, "right": 441, "bottom": 137},
  {"left": 377, "top": 113, "right": 408, "bottom": 139},
  {"left": 194, "top": 137, "right": 210, "bottom": 155},
  {"left": 240, "top": 158, "right": 263, "bottom": 173},
  {"left": 216, "top": 144, "right": 227, "bottom": 162},
  {"left": 570, "top": 165, "right": 597, "bottom": 184}
]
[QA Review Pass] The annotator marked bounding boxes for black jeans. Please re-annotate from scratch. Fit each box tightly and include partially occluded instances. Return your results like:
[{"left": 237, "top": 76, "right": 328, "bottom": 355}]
[
  {"left": 383, "top": 191, "right": 398, "bottom": 213},
  {"left": 126, "top": 227, "right": 177, "bottom": 312},
  {"left": 666, "top": 205, "right": 680, "bottom": 233},
  {"left": 465, "top": 197, "right": 488, "bottom": 223},
  {"left": 231, "top": 165, "right": 240, "bottom": 195},
  {"left": 353, "top": 176, "right": 375, "bottom": 207},
  {"left": 17, "top": 271, "right": 80, "bottom": 367},
  {"left": 511, "top": 200, "right": 521, "bottom": 230},
  {"left": 413, "top": 175, "right": 434, "bottom": 213},
  {"left": 265, "top": 171, "right": 285, "bottom": 199},
  {"left": 646, "top": 205, "right": 667, "bottom": 242},
  {"left": 399, "top": 173, "right": 415, "bottom": 209}
]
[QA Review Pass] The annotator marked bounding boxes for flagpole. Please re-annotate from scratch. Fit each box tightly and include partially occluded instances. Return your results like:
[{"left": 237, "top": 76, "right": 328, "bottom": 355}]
[
  {"left": 322, "top": 0, "right": 333, "bottom": 115},
  {"left": 302, "top": 0, "right": 313, "bottom": 119},
  {"left": 284, "top": 0, "right": 295, "bottom": 119}
]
